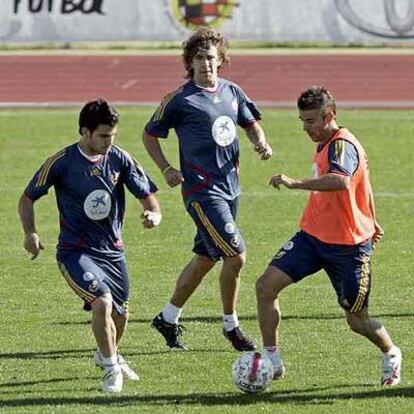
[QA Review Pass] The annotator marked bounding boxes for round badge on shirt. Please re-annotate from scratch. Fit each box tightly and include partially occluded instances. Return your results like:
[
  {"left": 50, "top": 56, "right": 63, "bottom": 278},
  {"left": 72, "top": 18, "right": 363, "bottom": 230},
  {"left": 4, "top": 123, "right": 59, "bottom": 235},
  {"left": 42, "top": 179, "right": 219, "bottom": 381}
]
[
  {"left": 84, "top": 189, "right": 112, "bottom": 220},
  {"left": 212, "top": 115, "right": 236, "bottom": 147}
]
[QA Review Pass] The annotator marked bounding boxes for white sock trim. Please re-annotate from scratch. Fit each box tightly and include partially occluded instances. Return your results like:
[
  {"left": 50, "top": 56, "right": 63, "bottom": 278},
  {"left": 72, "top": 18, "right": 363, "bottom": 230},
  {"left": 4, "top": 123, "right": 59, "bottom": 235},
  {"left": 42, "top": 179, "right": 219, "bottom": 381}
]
[
  {"left": 223, "top": 312, "right": 239, "bottom": 332},
  {"left": 384, "top": 345, "right": 399, "bottom": 356},
  {"left": 101, "top": 354, "right": 118, "bottom": 367},
  {"left": 162, "top": 303, "right": 182, "bottom": 324},
  {"left": 263, "top": 348, "right": 282, "bottom": 366}
]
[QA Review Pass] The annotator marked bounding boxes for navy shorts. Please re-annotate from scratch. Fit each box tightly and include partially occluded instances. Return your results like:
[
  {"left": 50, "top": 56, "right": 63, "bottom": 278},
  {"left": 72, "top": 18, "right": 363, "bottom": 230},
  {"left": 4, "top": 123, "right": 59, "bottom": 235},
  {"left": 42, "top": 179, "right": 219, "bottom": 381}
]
[
  {"left": 187, "top": 198, "right": 246, "bottom": 261},
  {"left": 270, "top": 231, "right": 372, "bottom": 313},
  {"left": 57, "top": 250, "right": 129, "bottom": 315}
]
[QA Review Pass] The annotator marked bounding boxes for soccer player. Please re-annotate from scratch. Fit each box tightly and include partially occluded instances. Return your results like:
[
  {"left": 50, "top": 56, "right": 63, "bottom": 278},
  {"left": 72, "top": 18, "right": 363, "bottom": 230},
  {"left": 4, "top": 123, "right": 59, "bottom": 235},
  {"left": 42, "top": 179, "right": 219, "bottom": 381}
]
[
  {"left": 256, "top": 86, "right": 402, "bottom": 386},
  {"left": 143, "top": 27, "right": 272, "bottom": 351},
  {"left": 18, "top": 99, "right": 162, "bottom": 393}
]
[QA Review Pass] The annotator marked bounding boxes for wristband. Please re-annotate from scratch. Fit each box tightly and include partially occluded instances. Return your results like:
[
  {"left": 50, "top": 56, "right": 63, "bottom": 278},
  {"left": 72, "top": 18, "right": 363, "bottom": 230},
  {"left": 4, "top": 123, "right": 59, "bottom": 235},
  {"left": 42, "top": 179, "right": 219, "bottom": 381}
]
[{"left": 162, "top": 165, "right": 173, "bottom": 175}]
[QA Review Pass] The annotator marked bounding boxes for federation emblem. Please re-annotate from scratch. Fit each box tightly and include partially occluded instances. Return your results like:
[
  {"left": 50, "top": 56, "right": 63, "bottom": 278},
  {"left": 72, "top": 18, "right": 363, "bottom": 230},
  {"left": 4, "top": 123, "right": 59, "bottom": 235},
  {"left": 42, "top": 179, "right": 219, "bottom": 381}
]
[
  {"left": 170, "top": 0, "right": 239, "bottom": 31},
  {"left": 88, "top": 280, "right": 99, "bottom": 293},
  {"left": 274, "top": 250, "right": 286, "bottom": 260},
  {"left": 111, "top": 171, "right": 120, "bottom": 186},
  {"left": 90, "top": 166, "right": 101, "bottom": 176},
  {"left": 84, "top": 189, "right": 112, "bottom": 221},
  {"left": 212, "top": 115, "right": 236, "bottom": 147},
  {"left": 230, "top": 235, "right": 240, "bottom": 247},
  {"left": 335, "top": 0, "right": 414, "bottom": 38}
]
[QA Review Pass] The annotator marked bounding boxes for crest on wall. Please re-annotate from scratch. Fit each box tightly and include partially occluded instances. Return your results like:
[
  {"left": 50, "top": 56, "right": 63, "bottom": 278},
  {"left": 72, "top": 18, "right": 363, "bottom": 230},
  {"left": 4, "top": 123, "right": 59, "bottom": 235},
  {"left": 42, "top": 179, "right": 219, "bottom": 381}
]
[{"left": 170, "top": 0, "right": 239, "bottom": 30}]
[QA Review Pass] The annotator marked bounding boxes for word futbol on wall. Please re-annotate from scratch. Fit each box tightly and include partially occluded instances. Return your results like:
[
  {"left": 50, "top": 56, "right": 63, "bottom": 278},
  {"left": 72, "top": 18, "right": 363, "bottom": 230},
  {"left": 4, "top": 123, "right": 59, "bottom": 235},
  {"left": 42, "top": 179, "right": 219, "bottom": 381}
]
[{"left": 14, "top": 0, "right": 105, "bottom": 14}]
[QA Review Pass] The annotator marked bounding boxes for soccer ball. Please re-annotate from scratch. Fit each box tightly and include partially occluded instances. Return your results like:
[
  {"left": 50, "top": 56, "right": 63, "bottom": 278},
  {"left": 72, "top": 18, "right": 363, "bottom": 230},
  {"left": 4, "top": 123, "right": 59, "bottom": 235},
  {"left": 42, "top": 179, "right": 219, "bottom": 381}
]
[{"left": 232, "top": 351, "right": 274, "bottom": 393}]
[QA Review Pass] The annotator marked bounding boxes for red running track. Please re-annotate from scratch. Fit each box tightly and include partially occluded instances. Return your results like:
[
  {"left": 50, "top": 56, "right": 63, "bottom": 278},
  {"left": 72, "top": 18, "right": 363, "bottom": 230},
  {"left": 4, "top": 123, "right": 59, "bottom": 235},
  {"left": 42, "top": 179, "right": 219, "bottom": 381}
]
[{"left": 1, "top": 54, "right": 414, "bottom": 107}]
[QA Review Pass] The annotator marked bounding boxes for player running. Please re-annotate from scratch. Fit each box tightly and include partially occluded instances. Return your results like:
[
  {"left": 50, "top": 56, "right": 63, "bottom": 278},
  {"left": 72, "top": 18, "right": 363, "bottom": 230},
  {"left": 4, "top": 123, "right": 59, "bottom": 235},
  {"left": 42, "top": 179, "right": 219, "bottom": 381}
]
[
  {"left": 18, "top": 99, "right": 161, "bottom": 393},
  {"left": 143, "top": 27, "right": 272, "bottom": 351}
]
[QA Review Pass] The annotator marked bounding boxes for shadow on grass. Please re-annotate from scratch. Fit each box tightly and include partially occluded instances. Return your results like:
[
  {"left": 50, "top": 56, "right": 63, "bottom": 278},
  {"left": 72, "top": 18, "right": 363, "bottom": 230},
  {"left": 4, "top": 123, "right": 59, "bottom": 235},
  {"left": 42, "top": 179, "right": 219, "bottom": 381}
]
[
  {"left": 0, "top": 348, "right": 95, "bottom": 360},
  {"left": 0, "top": 386, "right": 413, "bottom": 408},
  {"left": 50, "top": 311, "right": 414, "bottom": 326},
  {"left": 0, "top": 376, "right": 97, "bottom": 388},
  {"left": 0, "top": 347, "right": 232, "bottom": 361}
]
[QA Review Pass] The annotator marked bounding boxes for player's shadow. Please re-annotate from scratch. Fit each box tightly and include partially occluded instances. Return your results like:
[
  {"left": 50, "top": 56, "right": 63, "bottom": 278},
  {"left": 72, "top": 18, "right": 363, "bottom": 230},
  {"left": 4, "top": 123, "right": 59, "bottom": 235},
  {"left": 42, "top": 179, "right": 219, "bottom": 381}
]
[
  {"left": 0, "top": 376, "right": 97, "bottom": 389},
  {"left": 0, "top": 348, "right": 95, "bottom": 360},
  {"left": 131, "top": 311, "right": 414, "bottom": 324},
  {"left": 1, "top": 386, "right": 413, "bottom": 408},
  {"left": 0, "top": 347, "right": 231, "bottom": 361},
  {"left": 50, "top": 311, "right": 414, "bottom": 326}
]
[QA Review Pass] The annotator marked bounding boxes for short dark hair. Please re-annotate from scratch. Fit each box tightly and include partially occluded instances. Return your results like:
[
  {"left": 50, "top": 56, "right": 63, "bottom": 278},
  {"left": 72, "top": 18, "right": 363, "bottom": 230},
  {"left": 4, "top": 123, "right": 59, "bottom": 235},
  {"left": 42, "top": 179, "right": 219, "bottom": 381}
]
[
  {"left": 182, "top": 27, "right": 229, "bottom": 79},
  {"left": 78, "top": 99, "right": 119, "bottom": 135},
  {"left": 297, "top": 86, "right": 336, "bottom": 115}
]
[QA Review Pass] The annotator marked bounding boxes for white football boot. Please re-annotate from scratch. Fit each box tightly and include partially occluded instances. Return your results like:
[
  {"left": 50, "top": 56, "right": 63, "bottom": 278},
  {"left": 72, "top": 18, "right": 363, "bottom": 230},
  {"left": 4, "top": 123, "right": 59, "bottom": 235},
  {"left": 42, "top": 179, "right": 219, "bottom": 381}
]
[
  {"left": 117, "top": 354, "right": 140, "bottom": 381},
  {"left": 102, "top": 365, "right": 123, "bottom": 393},
  {"left": 381, "top": 346, "right": 402, "bottom": 387},
  {"left": 94, "top": 351, "right": 140, "bottom": 381},
  {"left": 272, "top": 363, "right": 286, "bottom": 380}
]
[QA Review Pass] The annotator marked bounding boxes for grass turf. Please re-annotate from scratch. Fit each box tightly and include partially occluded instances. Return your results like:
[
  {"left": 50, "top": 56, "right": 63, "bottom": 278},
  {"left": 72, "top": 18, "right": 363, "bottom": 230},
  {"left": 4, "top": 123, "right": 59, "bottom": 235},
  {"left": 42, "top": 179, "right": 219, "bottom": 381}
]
[{"left": 0, "top": 108, "right": 413, "bottom": 413}]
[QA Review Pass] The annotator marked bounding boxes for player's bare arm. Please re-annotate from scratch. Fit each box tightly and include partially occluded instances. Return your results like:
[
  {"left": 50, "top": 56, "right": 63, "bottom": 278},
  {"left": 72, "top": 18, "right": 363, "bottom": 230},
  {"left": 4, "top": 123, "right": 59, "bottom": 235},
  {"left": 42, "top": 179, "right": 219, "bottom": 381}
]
[
  {"left": 142, "top": 130, "right": 183, "bottom": 187},
  {"left": 367, "top": 188, "right": 384, "bottom": 246},
  {"left": 269, "top": 173, "right": 350, "bottom": 191},
  {"left": 245, "top": 122, "right": 272, "bottom": 160},
  {"left": 140, "top": 194, "right": 162, "bottom": 229},
  {"left": 18, "top": 194, "right": 44, "bottom": 259}
]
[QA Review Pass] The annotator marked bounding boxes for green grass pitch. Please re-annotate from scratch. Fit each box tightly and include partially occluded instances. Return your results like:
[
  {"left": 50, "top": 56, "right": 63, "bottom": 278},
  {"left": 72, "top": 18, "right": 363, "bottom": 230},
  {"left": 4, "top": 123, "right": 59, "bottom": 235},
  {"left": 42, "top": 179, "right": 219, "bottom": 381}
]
[{"left": 0, "top": 108, "right": 413, "bottom": 413}]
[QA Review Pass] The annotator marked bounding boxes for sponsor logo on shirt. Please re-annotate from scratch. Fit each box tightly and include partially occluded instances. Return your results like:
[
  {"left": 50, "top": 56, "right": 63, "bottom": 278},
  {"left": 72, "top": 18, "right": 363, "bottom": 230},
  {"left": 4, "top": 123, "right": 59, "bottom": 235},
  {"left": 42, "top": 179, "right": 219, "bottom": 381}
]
[
  {"left": 212, "top": 115, "right": 236, "bottom": 147},
  {"left": 84, "top": 189, "right": 112, "bottom": 220}
]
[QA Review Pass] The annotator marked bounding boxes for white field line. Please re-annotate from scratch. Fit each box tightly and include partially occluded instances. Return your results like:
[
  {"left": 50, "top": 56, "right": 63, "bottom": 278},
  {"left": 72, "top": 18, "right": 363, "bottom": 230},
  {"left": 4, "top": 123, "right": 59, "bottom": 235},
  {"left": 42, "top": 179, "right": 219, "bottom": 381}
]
[
  {"left": 241, "top": 191, "right": 414, "bottom": 198},
  {"left": 1, "top": 48, "right": 414, "bottom": 56},
  {"left": 2, "top": 101, "right": 414, "bottom": 109},
  {"left": 120, "top": 79, "right": 138, "bottom": 90}
]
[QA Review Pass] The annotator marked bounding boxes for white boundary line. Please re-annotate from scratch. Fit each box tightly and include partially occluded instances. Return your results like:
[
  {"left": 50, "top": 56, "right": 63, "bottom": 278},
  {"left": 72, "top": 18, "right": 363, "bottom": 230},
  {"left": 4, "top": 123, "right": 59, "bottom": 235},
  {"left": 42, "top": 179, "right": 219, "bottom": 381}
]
[
  {"left": 241, "top": 191, "right": 414, "bottom": 198},
  {"left": 1, "top": 101, "right": 414, "bottom": 109}
]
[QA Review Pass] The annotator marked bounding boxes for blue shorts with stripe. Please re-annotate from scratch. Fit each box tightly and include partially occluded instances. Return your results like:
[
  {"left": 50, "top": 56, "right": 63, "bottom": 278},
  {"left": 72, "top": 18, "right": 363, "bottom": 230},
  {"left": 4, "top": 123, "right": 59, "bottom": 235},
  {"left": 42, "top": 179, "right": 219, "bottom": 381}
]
[
  {"left": 270, "top": 231, "right": 372, "bottom": 313},
  {"left": 187, "top": 197, "right": 245, "bottom": 261},
  {"left": 57, "top": 250, "right": 129, "bottom": 315}
]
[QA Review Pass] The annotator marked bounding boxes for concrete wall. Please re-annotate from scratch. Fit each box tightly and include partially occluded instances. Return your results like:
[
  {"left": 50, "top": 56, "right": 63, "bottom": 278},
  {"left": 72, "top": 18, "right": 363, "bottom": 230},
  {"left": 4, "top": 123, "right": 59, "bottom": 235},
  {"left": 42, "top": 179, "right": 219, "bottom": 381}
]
[{"left": 1, "top": 0, "right": 414, "bottom": 44}]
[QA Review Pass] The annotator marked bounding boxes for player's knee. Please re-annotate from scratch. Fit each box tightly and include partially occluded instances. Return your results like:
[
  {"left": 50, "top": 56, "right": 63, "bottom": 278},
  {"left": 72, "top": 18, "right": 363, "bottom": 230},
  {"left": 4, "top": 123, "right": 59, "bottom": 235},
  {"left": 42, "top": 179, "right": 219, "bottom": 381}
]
[
  {"left": 346, "top": 312, "right": 367, "bottom": 334},
  {"left": 122, "top": 307, "right": 130, "bottom": 323},
  {"left": 255, "top": 273, "right": 274, "bottom": 301},
  {"left": 91, "top": 294, "right": 113, "bottom": 315},
  {"left": 256, "top": 267, "right": 289, "bottom": 301},
  {"left": 115, "top": 308, "right": 129, "bottom": 322},
  {"left": 223, "top": 253, "right": 245, "bottom": 271},
  {"left": 194, "top": 254, "right": 216, "bottom": 273}
]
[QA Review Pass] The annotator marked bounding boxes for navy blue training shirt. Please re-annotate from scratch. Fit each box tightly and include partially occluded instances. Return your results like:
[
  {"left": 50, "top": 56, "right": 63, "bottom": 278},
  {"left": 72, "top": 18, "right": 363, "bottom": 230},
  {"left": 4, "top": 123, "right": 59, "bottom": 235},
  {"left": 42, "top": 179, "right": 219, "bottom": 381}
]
[
  {"left": 145, "top": 78, "right": 261, "bottom": 206},
  {"left": 25, "top": 143, "right": 157, "bottom": 258}
]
